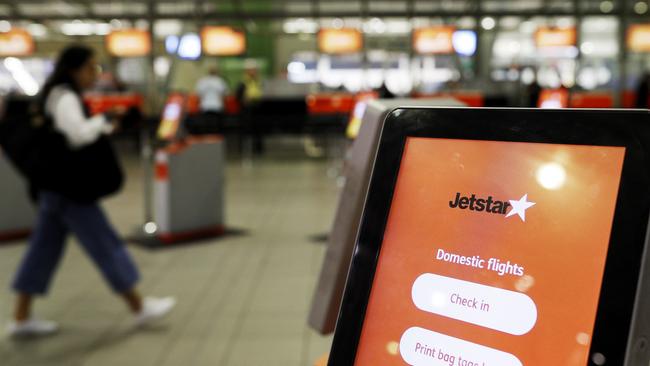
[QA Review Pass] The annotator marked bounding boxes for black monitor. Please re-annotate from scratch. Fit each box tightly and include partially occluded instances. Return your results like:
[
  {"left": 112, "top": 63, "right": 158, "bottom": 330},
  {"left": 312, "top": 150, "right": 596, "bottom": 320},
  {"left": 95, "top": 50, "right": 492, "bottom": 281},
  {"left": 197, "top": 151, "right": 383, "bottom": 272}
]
[{"left": 328, "top": 108, "right": 650, "bottom": 366}]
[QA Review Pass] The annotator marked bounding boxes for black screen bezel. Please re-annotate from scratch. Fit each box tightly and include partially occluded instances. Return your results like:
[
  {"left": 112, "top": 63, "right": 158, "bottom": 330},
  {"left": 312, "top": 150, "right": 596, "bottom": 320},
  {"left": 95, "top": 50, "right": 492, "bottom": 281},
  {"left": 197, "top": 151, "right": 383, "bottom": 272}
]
[{"left": 327, "top": 107, "right": 650, "bottom": 366}]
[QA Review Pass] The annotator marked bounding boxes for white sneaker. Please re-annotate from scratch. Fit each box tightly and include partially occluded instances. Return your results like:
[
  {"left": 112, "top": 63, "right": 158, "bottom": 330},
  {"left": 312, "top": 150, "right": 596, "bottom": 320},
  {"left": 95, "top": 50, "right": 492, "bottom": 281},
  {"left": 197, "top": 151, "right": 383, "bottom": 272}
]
[
  {"left": 6, "top": 319, "right": 59, "bottom": 338},
  {"left": 134, "top": 297, "right": 176, "bottom": 327}
]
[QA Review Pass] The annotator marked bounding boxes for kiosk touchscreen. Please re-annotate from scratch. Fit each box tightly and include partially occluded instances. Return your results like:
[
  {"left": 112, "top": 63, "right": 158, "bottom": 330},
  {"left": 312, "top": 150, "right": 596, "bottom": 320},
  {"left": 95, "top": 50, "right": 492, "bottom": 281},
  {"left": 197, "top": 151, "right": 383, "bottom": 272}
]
[
  {"left": 328, "top": 108, "right": 650, "bottom": 366},
  {"left": 157, "top": 93, "right": 186, "bottom": 141}
]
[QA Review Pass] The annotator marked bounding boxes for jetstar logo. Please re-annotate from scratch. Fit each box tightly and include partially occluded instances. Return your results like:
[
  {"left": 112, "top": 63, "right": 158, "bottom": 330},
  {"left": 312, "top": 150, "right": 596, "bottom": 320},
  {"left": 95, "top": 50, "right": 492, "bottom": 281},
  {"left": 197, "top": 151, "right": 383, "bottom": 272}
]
[{"left": 449, "top": 193, "right": 536, "bottom": 222}]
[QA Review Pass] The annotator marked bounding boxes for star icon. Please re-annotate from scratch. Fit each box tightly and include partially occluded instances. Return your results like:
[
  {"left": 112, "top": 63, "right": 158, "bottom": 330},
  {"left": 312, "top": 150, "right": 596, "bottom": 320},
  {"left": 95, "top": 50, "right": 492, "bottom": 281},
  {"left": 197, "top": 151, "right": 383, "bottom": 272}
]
[{"left": 506, "top": 194, "right": 536, "bottom": 222}]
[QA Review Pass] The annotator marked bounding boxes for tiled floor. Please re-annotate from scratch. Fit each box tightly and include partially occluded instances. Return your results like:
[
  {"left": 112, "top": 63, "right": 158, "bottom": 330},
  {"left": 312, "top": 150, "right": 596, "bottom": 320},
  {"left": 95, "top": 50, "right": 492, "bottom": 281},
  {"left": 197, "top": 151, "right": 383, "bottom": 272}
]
[{"left": 0, "top": 142, "right": 337, "bottom": 366}]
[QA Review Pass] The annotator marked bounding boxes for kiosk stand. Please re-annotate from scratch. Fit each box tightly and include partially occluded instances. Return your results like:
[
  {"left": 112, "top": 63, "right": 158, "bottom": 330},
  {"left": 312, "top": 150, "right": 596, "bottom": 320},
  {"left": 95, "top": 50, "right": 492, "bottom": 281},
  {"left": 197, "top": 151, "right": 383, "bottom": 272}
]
[
  {"left": 153, "top": 136, "right": 225, "bottom": 243},
  {"left": 130, "top": 93, "right": 226, "bottom": 246},
  {"left": 309, "top": 98, "right": 465, "bottom": 334},
  {"left": 0, "top": 152, "right": 34, "bottom": 242}
]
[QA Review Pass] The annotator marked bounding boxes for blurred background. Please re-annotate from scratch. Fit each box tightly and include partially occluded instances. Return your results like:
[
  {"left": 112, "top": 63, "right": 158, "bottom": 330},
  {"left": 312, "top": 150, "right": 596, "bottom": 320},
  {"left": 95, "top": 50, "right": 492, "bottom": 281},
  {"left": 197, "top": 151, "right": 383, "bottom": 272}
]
[
  {"left": 0, "top": 1, "right": 648, "bottom": 366},
  {"left": 0, "top": 0, "right": 649, "bottom": 108}
]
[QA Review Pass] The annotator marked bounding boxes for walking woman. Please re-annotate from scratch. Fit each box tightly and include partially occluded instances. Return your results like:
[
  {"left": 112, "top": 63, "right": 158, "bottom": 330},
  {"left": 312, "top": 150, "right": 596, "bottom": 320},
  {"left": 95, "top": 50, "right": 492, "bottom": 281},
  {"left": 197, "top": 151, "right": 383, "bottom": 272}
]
[{"left": 7, "top": 46, "right": 175, "bottom": 337}]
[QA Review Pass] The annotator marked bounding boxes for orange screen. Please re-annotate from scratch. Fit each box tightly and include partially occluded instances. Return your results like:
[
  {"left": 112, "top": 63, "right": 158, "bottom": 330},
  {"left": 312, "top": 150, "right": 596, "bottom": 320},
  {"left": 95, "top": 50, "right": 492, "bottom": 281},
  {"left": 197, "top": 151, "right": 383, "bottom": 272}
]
[
  {"left": 318, "top": 28, "right": 363, "bottom": 54},
  {"left": 413, "top": 27, "right": 455, "bottom": 54},
  {"left": 157, "top": 94, "right": 185, "bottom": 140},
  {"left": 0, "top": 29, "right": 34, "bottom": 57},
  {"left": 355, "top": 137, "right": 625, "bottom": 366},
  {"left": 535, "top": 27, "right": 576, "bottom": 48},
  {"left": 627, "top": 24, "right": 650, "bottom": 53},
  {"left": 202, "top": 26, "right": 246, "bottom": 56},
  {"left": 106, "top": 30, "right": 151, "bottom": 57}
]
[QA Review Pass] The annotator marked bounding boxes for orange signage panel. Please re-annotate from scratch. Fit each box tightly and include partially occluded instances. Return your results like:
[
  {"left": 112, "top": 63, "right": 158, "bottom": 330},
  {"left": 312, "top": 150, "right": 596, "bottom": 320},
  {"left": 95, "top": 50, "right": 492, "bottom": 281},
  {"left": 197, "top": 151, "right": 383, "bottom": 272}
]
[
  {"left": 535, "top": 27, "right": 576, "bottom": 48},
  {"left": 0, "top": 29, "right": 35, "bottom": 57},
  {"left": 356, "top": 137, "right": 625, "bottom": 365},
  {"left": 318, "top": 28, "right": 363, "bottom": 54},
  {"left": 413, "top": 26, "right": 455, "bottom": 54},
  {"left": 106, "top": 30, "right": 151, "bottom": 57},
  {"left": 628, "top": 24, "right": 650, "bottom": 52},
  {"left": 201, "top": 26, "right": 246, "bottom": 56}
]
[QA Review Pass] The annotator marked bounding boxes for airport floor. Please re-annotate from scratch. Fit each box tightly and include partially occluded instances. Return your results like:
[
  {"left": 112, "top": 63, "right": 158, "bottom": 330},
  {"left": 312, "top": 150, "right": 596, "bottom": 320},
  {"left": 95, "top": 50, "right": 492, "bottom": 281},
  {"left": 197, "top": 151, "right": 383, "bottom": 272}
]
[{"left": 0, "top": 138, "right": 338, "bottom": 366}]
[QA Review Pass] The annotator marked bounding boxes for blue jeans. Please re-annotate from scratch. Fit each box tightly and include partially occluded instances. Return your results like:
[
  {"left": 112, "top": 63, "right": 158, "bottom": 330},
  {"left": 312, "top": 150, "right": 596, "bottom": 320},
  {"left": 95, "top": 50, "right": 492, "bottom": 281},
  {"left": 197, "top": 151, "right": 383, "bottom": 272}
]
[{"left": 12, "top": 192, "right": 139, "bottom": 295}]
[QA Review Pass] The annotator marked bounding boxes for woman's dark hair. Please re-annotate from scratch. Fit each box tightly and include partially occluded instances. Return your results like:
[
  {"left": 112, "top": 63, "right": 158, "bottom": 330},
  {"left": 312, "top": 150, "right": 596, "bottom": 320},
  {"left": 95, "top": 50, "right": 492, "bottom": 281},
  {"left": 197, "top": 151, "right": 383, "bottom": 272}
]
[{"left": 40, "top": 45, "right": 94, "bottom": 103}]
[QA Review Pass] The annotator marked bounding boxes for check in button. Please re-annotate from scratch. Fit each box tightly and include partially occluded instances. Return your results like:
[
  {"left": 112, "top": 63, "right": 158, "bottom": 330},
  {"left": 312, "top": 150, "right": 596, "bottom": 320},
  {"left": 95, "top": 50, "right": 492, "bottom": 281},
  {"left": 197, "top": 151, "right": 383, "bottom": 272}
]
[{"left": 411, "top": 273, "right": 537, "bottom": 335}]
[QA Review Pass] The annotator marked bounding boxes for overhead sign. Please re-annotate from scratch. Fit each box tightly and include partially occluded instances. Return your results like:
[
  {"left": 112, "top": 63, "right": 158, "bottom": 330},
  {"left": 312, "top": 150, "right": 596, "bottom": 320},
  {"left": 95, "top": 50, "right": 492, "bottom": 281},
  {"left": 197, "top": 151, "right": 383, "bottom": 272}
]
[
  {"left": 627, "top": 24, "right": 650, "bottom": 53},
  {"left": 201, "top": 26, "right": 246, "bottom": 56},
  {"left": 106, "top": 29, "right": 151, "bottom": 57},
  {"left": 0, "top": 29, "right": 35, "bottom": 57},
  {"left": 413, "top": 26, "right": 456, "bottom": 54},
  {"left": 535, "top": 27, "right": 576, "bottom": 48},
  {"left": 318, "top": 28, "right": 363, "bottom": 54},
  {"left": 178, "top": 33, "right": 202, "bottom": 60}
]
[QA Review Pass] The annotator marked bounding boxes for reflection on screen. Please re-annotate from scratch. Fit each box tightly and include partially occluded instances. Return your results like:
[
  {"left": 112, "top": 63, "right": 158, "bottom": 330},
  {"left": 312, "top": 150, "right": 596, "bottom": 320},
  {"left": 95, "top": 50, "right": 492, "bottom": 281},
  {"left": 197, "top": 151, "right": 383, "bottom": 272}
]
[{"left": 355, "top": 138, "right": 625, "bottom": 365}]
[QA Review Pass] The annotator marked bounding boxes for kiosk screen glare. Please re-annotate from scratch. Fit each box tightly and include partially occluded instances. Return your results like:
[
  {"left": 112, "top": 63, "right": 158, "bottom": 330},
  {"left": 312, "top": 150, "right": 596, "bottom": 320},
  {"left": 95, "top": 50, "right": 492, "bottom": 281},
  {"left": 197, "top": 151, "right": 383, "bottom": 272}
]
[{"left": 355, "top": 138, "right": 625, "bottom": 365}]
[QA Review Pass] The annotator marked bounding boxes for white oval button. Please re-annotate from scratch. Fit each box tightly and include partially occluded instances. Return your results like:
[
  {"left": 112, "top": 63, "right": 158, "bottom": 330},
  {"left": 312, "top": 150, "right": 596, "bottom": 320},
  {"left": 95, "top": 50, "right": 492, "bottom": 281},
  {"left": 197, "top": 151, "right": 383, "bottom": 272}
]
[
  {"left": 400, "top": 326, "right": 523, "bottom": 366},
  {"left": 412, "top": 273, "right": 537, "bottom": 336}
]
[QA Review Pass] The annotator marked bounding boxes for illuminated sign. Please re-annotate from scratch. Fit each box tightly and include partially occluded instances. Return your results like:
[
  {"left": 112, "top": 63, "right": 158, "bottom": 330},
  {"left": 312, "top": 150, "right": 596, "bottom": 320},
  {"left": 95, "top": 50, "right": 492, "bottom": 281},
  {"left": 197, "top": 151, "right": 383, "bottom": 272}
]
[
  {"left": 413, "top": 27, "right": 455, "bottom": 54},
  {"left": 356, "top": 137, "right": 625, "bottom": 365},
  {"left": 0, "top": 29, "right": 35, "bottom": 57},
  {"left": 628, "top": 24, "right": 650, "bottom": 53},
  {"left": 535, "top": 27, "right": 576, "bottom": 48},
  {"left": 318, "top": 28, "right": 363, "bottom": 54},
  {"left": 106, "top": 29, "right": 152, "bottom": 57},
  {"left": 201, "top": 26, "right": 246, "bottom": 56},
  {"left": 452, "top": 30, "right": 477, "bottom": 56},
  {"left": 178, "top": 33, "right": 201, "bottom": 60}
]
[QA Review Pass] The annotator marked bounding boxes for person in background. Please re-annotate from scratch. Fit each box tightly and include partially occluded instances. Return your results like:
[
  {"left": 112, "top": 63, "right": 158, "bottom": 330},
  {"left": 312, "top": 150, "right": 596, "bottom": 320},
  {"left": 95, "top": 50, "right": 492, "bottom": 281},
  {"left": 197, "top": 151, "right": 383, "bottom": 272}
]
[
  {"left": 7, "top": 46, "right": 175, "bottom": 338},
  {"left": 527, "top": 79, "right": 542, "bottom": 108},
  {"left": 236, "top": 63, "right": 264, "bottom": 153},
  {"left": 635, "top": 72, "right": 650, "bottom": 109},
  {"left": 377, "top": 82, "right": 395, "bottom": 99},
  {"left": 237, "top": 63, "right": 263, "bottom": 106},
  {"left": 196, "top": 66, "right": 228, "bottom": 134}
]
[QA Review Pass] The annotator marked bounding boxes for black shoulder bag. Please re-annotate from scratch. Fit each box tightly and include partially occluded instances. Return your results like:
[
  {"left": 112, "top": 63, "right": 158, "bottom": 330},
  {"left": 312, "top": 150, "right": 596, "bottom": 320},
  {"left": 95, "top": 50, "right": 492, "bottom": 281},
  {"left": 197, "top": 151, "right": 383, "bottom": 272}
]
[{"left": 0, "top": 94, "right": 124, "bottom": 203}]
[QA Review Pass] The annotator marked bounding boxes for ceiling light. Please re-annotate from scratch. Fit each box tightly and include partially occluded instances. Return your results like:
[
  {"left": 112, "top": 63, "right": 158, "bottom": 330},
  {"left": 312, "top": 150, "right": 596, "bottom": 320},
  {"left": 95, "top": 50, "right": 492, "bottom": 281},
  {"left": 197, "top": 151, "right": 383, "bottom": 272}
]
[
  {"left": 634, "top": 1, "right": 649, "bottom": 14},
  {"left": 481, "top": 17, "right": 496, "bottom": 31},
  {"left": 0, "top": 20, "right": 11, "bottom": 32},
  {"left": 600, "top": 1, "right": 614, "bottom": 13}
]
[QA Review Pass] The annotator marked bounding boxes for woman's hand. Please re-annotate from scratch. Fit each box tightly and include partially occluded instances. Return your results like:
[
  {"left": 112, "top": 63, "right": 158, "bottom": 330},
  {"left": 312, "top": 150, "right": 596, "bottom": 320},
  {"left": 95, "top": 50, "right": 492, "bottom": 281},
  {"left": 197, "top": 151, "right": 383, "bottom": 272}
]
[{"left": 103, "top": 105, "right": 128, "bottom": 134}]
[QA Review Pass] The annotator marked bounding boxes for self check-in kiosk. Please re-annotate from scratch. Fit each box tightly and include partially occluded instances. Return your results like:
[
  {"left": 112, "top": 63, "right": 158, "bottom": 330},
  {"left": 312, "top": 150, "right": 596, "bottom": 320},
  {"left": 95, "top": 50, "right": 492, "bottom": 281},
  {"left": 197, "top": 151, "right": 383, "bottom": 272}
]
[
  {"left": 153, "top": 135, "right": 225, "bottom": 243},
  {"left": 309, "top": 98, "right": 465, "bottom": 334},
  {"left": 0, "top": 151, "right": 34, "bottom": 242},
  {"left": 328, "top": 108, "right": 650, "bottom": 366},
  {"left": 157, "top": 93, "right": 187, "bottom": 142},
  {"left": 0, "top": 96, "right": 35, "bottom": 243},
  {"left": 135, "top": 93, "right": 225, "bottom": 245}
]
